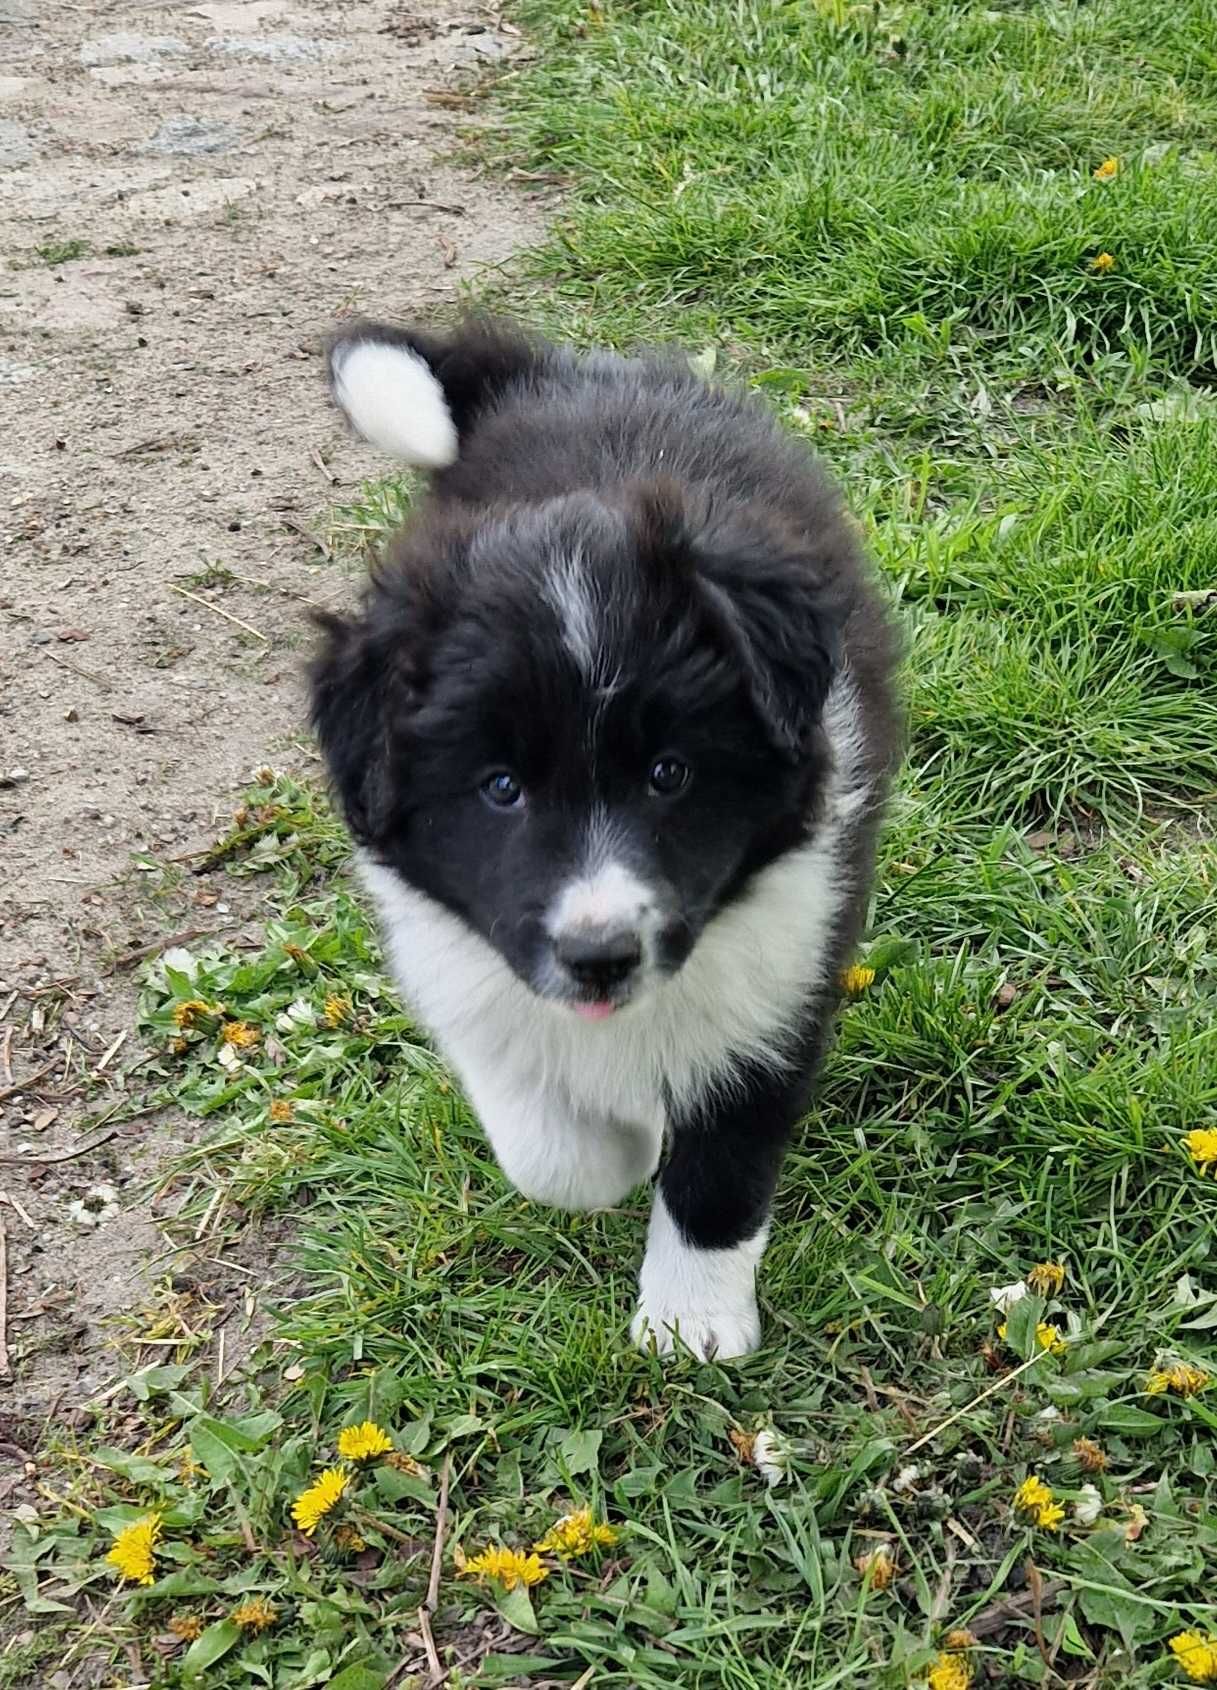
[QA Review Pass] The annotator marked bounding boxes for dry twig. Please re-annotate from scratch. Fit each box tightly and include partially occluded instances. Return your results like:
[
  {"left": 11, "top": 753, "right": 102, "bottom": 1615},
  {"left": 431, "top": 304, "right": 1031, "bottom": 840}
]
[
  {"left": 414, "top": 1453, "right": 452, "bottom": 1684},
  {"left": 0, "top": 1220, "right": 10, "bottom": 1379},
  {"left": 168, "top": 583, "right": 269, "bottom": 643},
  {"left": 904, "top": 1352, "right": 1044, "bottom": 1455},
  {"left": 0, "top": 1128, "right": 120, "bottom": 1167}
]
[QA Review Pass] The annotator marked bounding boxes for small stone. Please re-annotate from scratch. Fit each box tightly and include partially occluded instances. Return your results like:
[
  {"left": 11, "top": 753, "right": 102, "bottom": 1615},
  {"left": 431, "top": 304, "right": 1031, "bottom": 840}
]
[
  {"left": 143, "top": 115, "right": 240, "bottom": 157},
  {"left": 0, "top": 120, "right": 34, "bottom": 168},
  {"left": 30, "top": 629, "right": 51, "bottom": 645},
  {"left": 80, "top": 33, "right": 188, "bottom": 67}
]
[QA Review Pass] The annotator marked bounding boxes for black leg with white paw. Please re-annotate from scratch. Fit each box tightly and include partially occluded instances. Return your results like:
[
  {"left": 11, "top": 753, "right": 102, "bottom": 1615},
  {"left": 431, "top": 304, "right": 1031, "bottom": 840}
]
[{"left": 632, "top": 1035, "right": 825, "bottom": 1361}]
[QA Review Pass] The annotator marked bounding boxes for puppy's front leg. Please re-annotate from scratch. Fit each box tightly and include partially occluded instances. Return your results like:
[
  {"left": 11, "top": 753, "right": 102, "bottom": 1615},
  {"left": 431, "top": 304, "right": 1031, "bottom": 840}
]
[
  {"left": 474, "top": 1083, "right": 663, "bottom": 1213},
  {"left": 631, "top": 1048, "right": 819, "bottom": 1361}
]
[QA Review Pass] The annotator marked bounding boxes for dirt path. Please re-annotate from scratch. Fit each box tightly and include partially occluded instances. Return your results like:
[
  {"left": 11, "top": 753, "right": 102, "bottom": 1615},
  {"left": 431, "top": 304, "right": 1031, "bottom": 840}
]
[{"left": 0, "top": 0, "right": 543, "bottom": 1518}]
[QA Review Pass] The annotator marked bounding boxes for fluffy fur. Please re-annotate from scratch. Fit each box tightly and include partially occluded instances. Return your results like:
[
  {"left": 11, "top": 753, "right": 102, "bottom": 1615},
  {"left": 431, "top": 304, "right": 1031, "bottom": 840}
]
[{"left": 313, "top": 317, "right": 900, "bottom": 1359}]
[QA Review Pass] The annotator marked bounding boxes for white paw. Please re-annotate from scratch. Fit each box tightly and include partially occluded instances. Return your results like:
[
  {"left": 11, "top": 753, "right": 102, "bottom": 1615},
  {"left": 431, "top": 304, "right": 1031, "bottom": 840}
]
[
  {"left": 632, "top": 1193, "right": 769, "bottom": 1361},
  {"left": 630, "top": 1293, "right": 760, "bottom": 1361}
]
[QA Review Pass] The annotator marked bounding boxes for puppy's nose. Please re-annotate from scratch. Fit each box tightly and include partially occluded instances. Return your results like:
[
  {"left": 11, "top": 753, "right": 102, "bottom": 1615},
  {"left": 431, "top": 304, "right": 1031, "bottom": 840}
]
[{"left": 555, "top": 928, "right": 642, "bottom": 992}]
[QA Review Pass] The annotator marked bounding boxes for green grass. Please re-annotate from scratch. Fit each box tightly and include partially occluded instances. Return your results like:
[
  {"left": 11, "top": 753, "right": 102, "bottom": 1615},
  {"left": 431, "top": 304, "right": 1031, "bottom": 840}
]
[
  {"left": 33, "top": 238, "right": 90, "bottom": 266},
  {"left": 9, "top": 1, "right": 1217, "bottom": 1685}
]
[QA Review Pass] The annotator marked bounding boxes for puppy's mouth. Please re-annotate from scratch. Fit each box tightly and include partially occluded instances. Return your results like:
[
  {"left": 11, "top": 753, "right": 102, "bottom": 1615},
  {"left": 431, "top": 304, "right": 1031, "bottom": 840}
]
[{"left": 571, "top": 999, "right": 620, "bottom": 1021}]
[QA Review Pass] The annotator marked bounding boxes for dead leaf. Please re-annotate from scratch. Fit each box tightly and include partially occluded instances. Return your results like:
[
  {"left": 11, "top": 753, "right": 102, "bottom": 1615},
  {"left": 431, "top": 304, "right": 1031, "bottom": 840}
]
[
  {"left": 1172, "top": 588, "right": 1217, "bottom": 613},
  {"left": 728, "top": 1426, "right": 756, "bottom": 1463},
  {"left": 56, "top": 628, "right": 90, "bottom": 642},
  {"left": 1124, "top": 1503, "right": 1149, "bottom": 1542}
]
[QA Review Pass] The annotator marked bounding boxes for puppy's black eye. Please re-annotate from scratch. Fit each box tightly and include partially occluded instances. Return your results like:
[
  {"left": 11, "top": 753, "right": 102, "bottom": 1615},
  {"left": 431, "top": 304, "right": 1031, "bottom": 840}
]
[
  {"left": 481, "top": 771, "right": 524, "bottom": 810},
  {"left": 648, "top": 756, "right": 691, "bottom": 796}
]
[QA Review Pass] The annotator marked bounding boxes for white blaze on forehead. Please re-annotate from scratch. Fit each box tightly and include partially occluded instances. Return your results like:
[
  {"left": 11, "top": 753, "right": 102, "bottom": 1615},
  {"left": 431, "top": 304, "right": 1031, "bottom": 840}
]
[
  {"left": 541, "top": 552, "right": 600, "bottom": 677},
  {"left": 548, "top": 859, "right": 656, "bottom": 938}
]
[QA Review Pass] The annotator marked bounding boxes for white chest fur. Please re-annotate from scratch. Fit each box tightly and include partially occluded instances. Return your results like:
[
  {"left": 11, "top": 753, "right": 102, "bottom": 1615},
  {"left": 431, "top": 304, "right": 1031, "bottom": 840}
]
[{"left": 356, "top": 678, "right": 868, "bottom": 1212}]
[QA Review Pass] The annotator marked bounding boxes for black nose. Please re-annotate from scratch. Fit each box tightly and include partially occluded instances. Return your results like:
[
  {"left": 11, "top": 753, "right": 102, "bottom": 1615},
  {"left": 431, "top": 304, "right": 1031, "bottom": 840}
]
[{"left": 555, "top": 929, "right": 642, "bottom": 992}]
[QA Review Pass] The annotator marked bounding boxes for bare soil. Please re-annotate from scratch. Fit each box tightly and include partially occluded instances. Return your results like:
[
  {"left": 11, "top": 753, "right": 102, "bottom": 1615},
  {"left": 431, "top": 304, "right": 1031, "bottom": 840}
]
[{"left": 0, "top": 0, "right": 545, "bottom": 1545}]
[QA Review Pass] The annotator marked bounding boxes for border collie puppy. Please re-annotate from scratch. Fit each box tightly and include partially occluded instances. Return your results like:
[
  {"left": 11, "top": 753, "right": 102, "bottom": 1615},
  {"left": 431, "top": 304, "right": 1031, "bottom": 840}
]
[{"left": 311, "top": 320, "right": 899, "bottom": 1360}]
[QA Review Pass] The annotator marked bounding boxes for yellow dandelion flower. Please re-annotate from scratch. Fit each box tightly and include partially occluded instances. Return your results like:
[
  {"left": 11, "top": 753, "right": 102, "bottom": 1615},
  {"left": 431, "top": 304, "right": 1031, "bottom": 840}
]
[
  {"left": 533, "top": 1507, "right": 618, "bottom": 1558},
  {"left": 168, "top": 1614, "right": 203, "bottom": 1641},
  {"left": 336, "top": 1421, "right": 393, "bottom": 1462},
  {"left": 853, "top": 1543, "right": 897, "bottom": 1590},
  {"left": 323, "top": 994, "right": 351, "bottom": 1028},
  {"left": 1013, "top": 1475, "right": 1066, "bottom": 1530},
  {"left": 1090, "top": 251, "right": 1116, "bottom": 273},
  {"left": 335, "top": 1523, "right": 367, "bottom": 1552},
  {"left": 1171, "top": 1632, "right": 1217, "bottom": 1683},
  {"left": 105, "top": 1513, "right": 161, "bottom": 1586},
  {"left": 221, "top": 1020, "right": 260, "bottom": 1048},
  {"left": 1013, "top": 1475, "right": 1054, "bottom": 1514},
  {"left": 269, "top": 1099, "right": 294, "bottom": 1124},
  {"left": 290, "top": 1466, "right": 349, "bottom": 1535},
  {"left": 1184, "top": 1129, "right": 1217, "bottom": 1176},
  {"left": 1147, "top": 1360, "right": 1211, "bottom": 1397},
  {"left": 172, "top": 998, "right": 218, "bottom": 1029},
  {"left": 1072, "top": 1437, "right": 1107, "bottom": 1472},
  {"left": 1093, "top": 156, "right": 1120, "bottom": 182},
  {"left": 1036, "top": 1320, "right": 1067, "bottom": 1356},
  {"left": 1027, "top": 1261, "right": 1066, "bottom": 1297},
  {"left": 840, "top": 964, "right": 876, "bottom": 997},
  {"left": 997, "top": 1320, "right": 1066, "bottom": 1356},
  {"left": 457, "top": 1544, "right": 548, "bottom": 1590},
  {"left": 232, "top": 1596, "right": 278, "bottom": 1633},
  {"left": 928, "top": 1652, "right": 972, "bottom": 1690},
  {"left": 384, "top": 1450, "right": 424, "bottom": 1476}
]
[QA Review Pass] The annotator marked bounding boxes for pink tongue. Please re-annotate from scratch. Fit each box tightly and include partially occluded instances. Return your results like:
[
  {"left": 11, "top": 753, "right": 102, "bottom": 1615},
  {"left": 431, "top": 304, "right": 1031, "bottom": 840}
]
[{"left": 573, "top": 1001, "right": 616, "bottom": 1021}]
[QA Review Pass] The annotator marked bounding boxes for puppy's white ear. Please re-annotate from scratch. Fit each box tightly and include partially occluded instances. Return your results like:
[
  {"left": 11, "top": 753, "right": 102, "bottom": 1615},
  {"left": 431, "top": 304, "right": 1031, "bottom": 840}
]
[{"left": 329, "top": 337, "right": 459, "bottom": 469}]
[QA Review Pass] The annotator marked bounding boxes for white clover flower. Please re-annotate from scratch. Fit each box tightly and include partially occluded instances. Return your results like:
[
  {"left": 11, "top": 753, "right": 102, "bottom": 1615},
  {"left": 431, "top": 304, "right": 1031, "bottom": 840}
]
[
  {"left": 752, "top": 1427, "right": 793, "bottom": 1488},
  {"left": 1074, "top": 1483, "right": 1103, "bottom": 1526},
  {"left": 990, "top": 1279, "right": 1029, "bottom": 1315}
]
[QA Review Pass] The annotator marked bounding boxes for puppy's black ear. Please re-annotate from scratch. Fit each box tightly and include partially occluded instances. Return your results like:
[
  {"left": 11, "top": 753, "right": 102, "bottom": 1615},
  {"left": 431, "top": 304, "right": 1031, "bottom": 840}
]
[
  {"left": 326, "top": 317, "right": 540, "bottom": 467},
  {"left": 309, "top": 611, "right": 401, "bottom": 848},
  {"left": 635, "top": 480, "right": 849, "bottom": 759}
]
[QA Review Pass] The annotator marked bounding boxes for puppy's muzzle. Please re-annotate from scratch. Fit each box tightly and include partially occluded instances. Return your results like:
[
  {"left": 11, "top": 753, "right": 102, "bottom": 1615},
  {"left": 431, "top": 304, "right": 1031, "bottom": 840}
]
[{"left": 553, "top": 925, "right": 643, "bottom": 995}]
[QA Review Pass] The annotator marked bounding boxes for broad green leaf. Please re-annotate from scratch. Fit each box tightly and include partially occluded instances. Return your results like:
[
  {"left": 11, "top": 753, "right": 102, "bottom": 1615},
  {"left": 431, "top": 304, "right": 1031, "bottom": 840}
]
[
  {"left": 559, "top": 1428, "right": 603, "bottom": 1475},
  {"left": 328, "top": 1666, "right": 387, "bottom": 1690},
  {"left": 477, "top": 1656, "right": 560, "bottom": 1684},
  {"left": 125, "top": 1363, "right": 195, "bottom": 1402},
  {"left": 1096, "top": 1403, "right": 1164, "bottom": 1437},
  {"left": 1077, "top": 1584, "right": 1156, "bottom": 1648},
  {"left": 188, "top": 1421, "right": 243, "bottom": 1488},
  {"left": 493, "top": 1582, "right": 539, "bottom": 1634},
  {"left": 181, "top": 1620, "right": 242, "bottom": 1678},
  {"left": 91, "top": 1448, "right": 176, "bottom": 1484}
]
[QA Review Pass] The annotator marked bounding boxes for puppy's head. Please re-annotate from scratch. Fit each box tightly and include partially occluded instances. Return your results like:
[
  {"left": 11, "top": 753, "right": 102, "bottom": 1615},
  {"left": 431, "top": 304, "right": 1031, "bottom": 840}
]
[{"left": 312, "top": 480, "right": 849, "bottom": 1017}]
